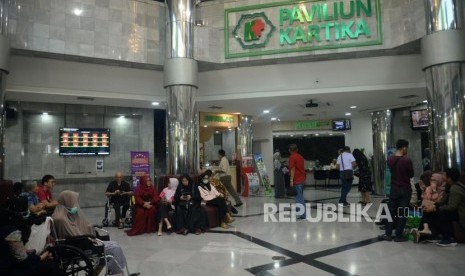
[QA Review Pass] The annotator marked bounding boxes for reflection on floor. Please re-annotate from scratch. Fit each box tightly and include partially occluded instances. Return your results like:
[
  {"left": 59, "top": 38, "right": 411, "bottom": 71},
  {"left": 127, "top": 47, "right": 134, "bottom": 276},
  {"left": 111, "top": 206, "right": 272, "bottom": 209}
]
[{"left": 83, "top": 187, "right": 465, "bottom": 276}]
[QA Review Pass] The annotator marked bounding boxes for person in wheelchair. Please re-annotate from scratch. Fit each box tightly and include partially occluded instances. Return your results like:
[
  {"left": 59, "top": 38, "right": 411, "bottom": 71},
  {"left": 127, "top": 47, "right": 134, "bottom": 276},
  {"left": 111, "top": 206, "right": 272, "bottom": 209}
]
[
  {"left": 0, "top": 208, "right": 65, "bottom": 276},
  {"left": 52, "top": 190, "right": 130, "bottom": 275},
  {"left": 105, "top": 172, "right": 133, "bottom": 229}
]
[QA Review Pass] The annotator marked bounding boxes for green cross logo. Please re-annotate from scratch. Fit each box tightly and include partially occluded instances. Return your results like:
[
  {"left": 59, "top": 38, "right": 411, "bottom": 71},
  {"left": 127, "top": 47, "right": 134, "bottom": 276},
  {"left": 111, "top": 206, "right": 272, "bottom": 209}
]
[{"left": 232, "top": 12, "right": 275, "bottom": 49}]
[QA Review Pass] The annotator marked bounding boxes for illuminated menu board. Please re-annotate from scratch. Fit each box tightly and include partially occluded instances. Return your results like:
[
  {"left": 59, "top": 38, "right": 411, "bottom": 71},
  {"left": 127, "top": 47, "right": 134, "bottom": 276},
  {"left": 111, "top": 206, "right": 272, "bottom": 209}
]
[{"left": 59, "top": 128, "right": 110, "bottom": 156}]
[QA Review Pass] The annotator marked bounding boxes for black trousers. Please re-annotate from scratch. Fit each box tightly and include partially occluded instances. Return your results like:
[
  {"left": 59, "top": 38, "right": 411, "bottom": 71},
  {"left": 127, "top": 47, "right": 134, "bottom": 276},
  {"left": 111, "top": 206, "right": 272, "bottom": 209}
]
[
  {"left": 112, "top": 202, "right": 129, "bottom": 222},
  {"left": 385, "top": 187, "right": 411, "bottom": 238},
  {"left": 434, "top": 210, "right": 459, "bottom": 240},
  {"left": 157, "top": 203, "right": 173, "bottom": 223},
  {"left": 206, "top": 197, "right": 228, "bottom": 222}
]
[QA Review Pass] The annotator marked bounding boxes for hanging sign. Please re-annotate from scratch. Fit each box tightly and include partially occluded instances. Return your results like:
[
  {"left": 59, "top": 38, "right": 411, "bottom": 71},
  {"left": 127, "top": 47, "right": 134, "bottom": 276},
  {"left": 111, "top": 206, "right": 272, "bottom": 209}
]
[{"left": 225, "top": 0, "right": 382, "bottom": 58}]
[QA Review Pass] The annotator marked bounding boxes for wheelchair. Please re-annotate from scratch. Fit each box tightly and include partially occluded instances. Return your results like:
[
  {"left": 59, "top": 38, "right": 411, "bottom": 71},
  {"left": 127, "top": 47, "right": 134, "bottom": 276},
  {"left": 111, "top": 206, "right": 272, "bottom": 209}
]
[
  {"left": 48, "top": 219, "right": 139, "bottom": 276},
  {"left": 102, "top": 196, "right": 134, "bottom": 227}
]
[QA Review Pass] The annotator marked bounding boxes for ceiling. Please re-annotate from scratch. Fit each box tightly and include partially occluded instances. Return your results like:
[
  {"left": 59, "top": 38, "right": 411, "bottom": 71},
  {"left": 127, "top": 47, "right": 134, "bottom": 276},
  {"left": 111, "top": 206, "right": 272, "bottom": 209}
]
[{"left": 196, "top": 87, "right": 427, "bottom": 123}]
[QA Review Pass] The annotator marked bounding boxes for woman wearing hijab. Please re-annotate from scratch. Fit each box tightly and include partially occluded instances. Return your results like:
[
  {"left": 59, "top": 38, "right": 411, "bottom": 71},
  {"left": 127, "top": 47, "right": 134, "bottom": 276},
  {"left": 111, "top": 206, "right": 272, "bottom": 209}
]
[
  {"left": 126, "top": 175, "right": 160, "bottom": 236},
  {"left": 174, "top": 174, "right": 208, "bottom": 235},
  {"left": 156, "top": 178, "right": 177, "bottom": 236},
  {"left": 51, "top": 190, "right": 128, "bottom": 275},
  {"left": 198, "top": 170, "right": 234, "bottom": 229},
  {"left": 352, "top": 149, "right": 372, "bottom": 206}
]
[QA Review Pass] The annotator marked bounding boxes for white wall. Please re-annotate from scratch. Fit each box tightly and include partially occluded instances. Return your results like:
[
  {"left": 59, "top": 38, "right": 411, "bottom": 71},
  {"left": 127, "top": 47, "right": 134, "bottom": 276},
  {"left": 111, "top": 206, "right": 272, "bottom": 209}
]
[{"left": 344, "top": 116, "right": 374, "bottom": 157}]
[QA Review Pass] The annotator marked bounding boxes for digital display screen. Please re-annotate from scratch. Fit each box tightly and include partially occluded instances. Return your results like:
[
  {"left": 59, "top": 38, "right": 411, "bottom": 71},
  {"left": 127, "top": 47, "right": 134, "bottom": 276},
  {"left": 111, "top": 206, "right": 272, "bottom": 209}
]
[
  {"left": 332, "top": 119, "right": 351, "bottom": 131},
  {"left": 411, "top": 110, "right": 429, "bottom": 129},
  {"left": 59, "top": 128, "right": 110, "bottom": 156}
]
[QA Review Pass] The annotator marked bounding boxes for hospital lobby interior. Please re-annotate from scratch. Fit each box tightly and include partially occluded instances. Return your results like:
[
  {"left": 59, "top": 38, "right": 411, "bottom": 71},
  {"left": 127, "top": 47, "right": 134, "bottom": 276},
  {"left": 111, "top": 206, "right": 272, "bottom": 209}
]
[{"left": 0, "top": 0, "right": 465, "bottom": 275}]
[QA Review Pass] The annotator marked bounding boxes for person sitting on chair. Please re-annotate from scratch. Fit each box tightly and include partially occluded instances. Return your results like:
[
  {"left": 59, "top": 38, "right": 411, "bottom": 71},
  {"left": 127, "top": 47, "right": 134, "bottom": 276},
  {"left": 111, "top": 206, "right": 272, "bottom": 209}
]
[
  {"left": 156, "top": 178, "right": 177, "bottom": 236},
  {"left": 105, "top": 172, "right": 133, "bottom": 229},
  {"left": 36, "top": 175, "right": 59, "bottom": 214},
  {"left": 0, "top": 208, "right": 65, "bottom": 276},
  {"left": 126, "top": 175, "right": 159, "bottom": 236},
  {"left": 198, "top": 170, "right": 234, "bottom": 229},
  {"left": 52, "top": 190, "right": 131, "bottom": 275}
]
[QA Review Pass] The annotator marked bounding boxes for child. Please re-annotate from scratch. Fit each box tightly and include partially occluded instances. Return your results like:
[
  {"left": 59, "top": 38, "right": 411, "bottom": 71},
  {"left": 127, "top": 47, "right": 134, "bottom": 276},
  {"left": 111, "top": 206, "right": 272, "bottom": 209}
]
[
  {"left": 420, "top": 173, "right": 446, "bottom": 234},
  {"left": 157, "top": 178, "right": 178, "bottom": 236}
]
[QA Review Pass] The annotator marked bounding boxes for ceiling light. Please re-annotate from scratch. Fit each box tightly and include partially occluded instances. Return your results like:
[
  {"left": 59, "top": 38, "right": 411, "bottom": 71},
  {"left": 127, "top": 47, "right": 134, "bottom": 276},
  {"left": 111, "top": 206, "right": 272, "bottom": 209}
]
[
  {"left": 204, "top": 125, "right": 208, "bottom": 127},
  {"left": 315, "top": 133, "right": 320, "bottom": 136},
  {"left": 329, "top": 133, "right": 333, "bottom": 136},
  {"left": 345, "top": 112, "right": 351, "bottom": 116},
  {"left": 152, "top": 102, "right": 159, "bottom": 106},
  {"left": 423, "top": 100, "right": 428, "bottom": 103},
  {"left": 290, "top": 134, "right": 294, "bottom": 137},
  {"left": 42, "top": 112, "right": 48, "bottom": 115},
  {"left": 73, "top": 8, "right": 83, "bottom": 16},
  {"left": 215, "top": 131, "right": 219, "bottom": 134},
  {"left": 350, "top": 106, "right": 357, "bottom": 109},
  {"left": 119, "top": 115, "right": 125, "bottom": 118},
  {"left": 263, "top": 110, "right": 270, "bottom": 114},
  {"left": 303, "top": 134, "right": 308, "bottom": 137},
  {"left": 271, "top": 117, "right": 277, "bottom": 121}
]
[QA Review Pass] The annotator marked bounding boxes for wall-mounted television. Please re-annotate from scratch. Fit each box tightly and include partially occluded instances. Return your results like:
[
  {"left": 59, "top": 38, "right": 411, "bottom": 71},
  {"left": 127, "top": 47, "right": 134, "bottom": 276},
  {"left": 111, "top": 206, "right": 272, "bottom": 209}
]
[
  {"left": 332, "top": 119, "right": 351, "bottom": 131},
  {"left": 59, "top": 128, "right": 110, "bottom": 156},
  {"left": 410, "top": 109, "right": 429, "bottom": 130}
]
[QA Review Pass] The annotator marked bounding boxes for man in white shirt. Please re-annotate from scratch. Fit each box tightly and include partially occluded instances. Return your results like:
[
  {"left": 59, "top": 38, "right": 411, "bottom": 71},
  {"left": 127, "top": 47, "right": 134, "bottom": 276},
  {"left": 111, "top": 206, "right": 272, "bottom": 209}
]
[
  {"left": 215, "top": 149, "right": 243, "bottom": 207},
  {"left": 336, "top": 146, "right": 357, "bottom": 207}
]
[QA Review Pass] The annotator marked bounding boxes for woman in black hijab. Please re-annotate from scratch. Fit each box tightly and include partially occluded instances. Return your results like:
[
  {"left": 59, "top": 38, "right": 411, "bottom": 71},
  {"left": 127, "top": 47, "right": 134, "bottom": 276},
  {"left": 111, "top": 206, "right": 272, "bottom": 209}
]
[{"left": 174, "top": 174, "right": 208, "bottom": 235}]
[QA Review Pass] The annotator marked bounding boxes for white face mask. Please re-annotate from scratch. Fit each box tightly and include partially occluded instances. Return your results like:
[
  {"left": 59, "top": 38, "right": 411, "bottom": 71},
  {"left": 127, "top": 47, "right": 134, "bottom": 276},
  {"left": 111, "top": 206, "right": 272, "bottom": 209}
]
[{"left": 202, "top": 179, "right": 209, "bottom": 184}]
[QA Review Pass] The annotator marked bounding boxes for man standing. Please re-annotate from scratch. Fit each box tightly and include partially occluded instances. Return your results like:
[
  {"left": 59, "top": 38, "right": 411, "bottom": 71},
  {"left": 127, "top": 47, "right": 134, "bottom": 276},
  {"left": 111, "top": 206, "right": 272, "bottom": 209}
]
[
  {"left": 105, "top": 172, "right": 133, "bottom": 229},
  {"left": 289, "top": 144, "right": 306, "bottom": 219},
  {"left": 37, "top": 175, "right": 59, "bottom": 213},
  {"left": 215, "top": 149, "right": 243, "bottom": 207},
  {"left": 423, "top": 167, "right": 465, "bottom": 247},
  {"left": 379, "top": 139, "right": 414, "bottom": 242},
  {"left": 336, "top": 146, "right": 356, "bottom": 207}
]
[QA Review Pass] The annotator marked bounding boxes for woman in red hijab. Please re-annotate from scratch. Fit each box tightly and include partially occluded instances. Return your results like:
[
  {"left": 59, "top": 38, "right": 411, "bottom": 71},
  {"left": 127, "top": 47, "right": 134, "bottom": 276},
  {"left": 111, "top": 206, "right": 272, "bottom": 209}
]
[{"left": 126, "top": 175, "right": 160, "bottom": 236}]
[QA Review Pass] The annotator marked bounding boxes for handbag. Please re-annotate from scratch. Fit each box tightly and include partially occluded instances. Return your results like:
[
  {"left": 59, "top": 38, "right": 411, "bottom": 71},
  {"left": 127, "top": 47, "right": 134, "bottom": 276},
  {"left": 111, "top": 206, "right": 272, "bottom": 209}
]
[{"left": 340, "top": 154, "right": 354, "bottom": 180}]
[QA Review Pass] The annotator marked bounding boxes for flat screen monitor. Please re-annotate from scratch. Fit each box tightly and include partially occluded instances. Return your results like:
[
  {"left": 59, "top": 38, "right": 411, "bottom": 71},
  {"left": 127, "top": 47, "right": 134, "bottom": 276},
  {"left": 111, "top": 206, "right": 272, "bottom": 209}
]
[
  {"left": 59, "top": 128, "right": 110, "bottom": 156},
  {"left": 410, "top": 109, "right": 429, "bottom": 129},
  {"left": 332, "top": 119, "right": 351, "bottom": 131}
]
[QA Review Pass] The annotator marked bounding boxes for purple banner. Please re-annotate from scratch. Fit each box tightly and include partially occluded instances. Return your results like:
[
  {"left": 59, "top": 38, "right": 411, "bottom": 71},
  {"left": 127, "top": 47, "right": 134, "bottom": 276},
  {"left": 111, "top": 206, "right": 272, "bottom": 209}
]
[{"left": 130, "top": 151, "right": 150, "bottom": 188}]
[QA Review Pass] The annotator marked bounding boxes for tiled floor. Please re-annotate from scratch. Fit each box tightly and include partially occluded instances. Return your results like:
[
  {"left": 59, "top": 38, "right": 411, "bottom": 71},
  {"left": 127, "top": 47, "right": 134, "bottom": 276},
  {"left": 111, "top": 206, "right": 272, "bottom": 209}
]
[{"left": 83, "top": 187, "right": 465, "bottom": 276}]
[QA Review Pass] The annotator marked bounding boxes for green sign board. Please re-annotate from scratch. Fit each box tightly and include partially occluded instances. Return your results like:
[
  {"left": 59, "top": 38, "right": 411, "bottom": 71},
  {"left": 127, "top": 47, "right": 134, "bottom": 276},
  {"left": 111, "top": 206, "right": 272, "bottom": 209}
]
[
  {"left": 204, "top": 115, "right": 235, "bottom": 123},
  {"left": 295, "top": 120, "right": 331, "bottom": 130},
  {"left": 225, "top": 0, "right": 382, "bottom": 58}
]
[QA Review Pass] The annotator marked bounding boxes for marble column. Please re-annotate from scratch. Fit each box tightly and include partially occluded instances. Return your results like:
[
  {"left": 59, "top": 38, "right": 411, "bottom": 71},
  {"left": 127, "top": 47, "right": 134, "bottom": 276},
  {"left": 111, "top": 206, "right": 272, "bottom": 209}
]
[
  {"left": 164, "top": 0, "right": 198, "bottom": 175},
  {"left": 371, "top": 110, "right": 392, "bottom": 195},
  {"left": 0, "top": 0, "right": 10, "bottom": 179},
  {"left": 237, "top": 115, "right": 253, "bottom": 158},
  {"left": 422, "top": 0, "right": 465, "bottom": 171}
]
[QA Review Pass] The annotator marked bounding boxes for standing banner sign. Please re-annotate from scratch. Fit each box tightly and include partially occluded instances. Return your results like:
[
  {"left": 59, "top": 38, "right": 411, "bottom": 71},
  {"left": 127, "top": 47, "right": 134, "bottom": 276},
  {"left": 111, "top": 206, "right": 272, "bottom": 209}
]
[
  {"left": 130, "top": 151, "right": 150, "bottom": 189},
  {"left": 254, "top": 153, "right": 273, "bottom": 196}
]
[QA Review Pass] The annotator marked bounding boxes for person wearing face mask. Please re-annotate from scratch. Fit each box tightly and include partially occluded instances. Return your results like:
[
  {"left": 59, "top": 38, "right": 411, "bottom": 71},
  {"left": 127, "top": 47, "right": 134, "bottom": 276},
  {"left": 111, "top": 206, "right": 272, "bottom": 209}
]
[
  {"left": 198, "top": 170, "right": 234, "bottom": 229},
  {"left": 0, "top": 208, "right": 65, "bottom": 276},
  {"left": 52, "top": 190, "right": 130, "bottom": 275}
]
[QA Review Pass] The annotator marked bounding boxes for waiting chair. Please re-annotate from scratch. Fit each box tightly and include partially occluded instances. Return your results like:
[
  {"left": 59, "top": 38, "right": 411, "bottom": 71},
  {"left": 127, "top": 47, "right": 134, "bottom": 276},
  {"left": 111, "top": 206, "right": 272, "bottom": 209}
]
[
  {"left": 327, "top": 169, "right": 340, "bottom": 186},
  {"left": 313, "top": 170, "right": 328, "bottom": 188}
]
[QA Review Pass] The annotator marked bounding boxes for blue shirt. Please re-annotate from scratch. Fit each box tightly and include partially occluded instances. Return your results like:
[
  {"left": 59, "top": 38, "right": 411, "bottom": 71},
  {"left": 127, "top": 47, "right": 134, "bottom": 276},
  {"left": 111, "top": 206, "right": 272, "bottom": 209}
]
[{"left": 20, "top": 192, "right": 39, "bottom": 207}]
